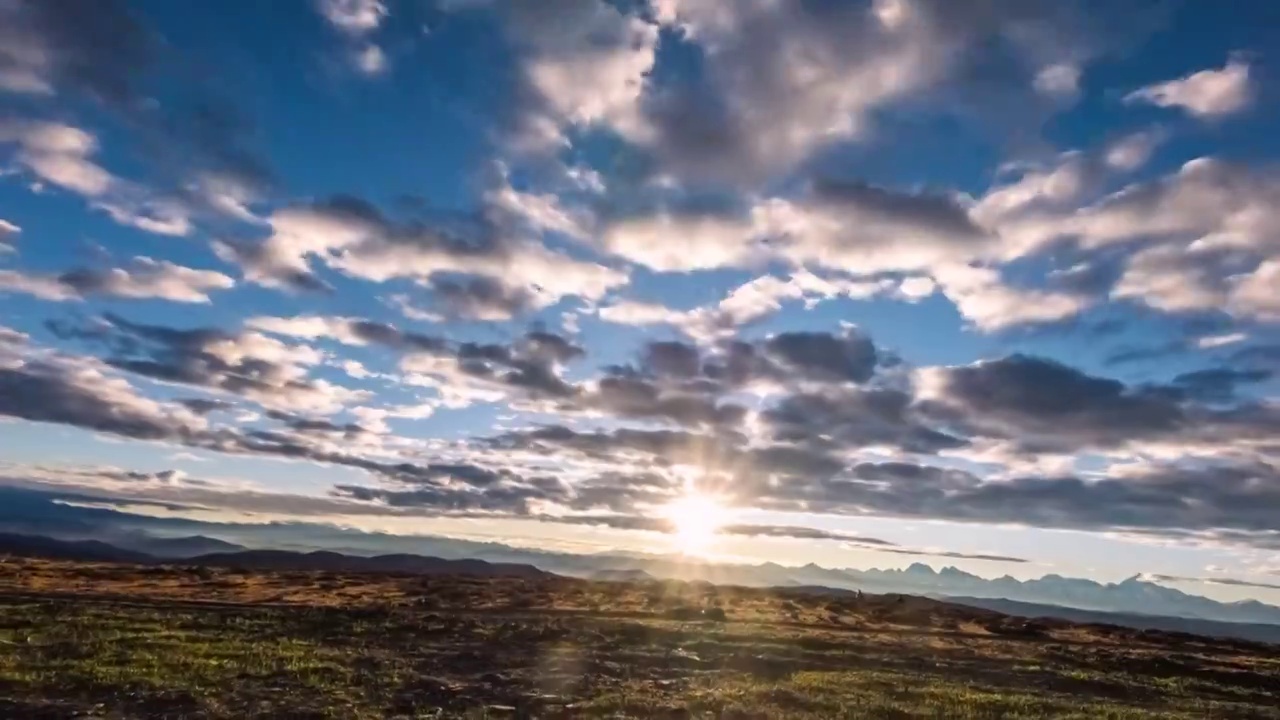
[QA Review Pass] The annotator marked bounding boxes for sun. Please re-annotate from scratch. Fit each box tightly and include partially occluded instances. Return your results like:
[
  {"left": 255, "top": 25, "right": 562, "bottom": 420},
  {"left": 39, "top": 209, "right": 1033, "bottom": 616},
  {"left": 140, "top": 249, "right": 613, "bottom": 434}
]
[{"left": 663, "top": 493, "right": 730, "bottom": 554}]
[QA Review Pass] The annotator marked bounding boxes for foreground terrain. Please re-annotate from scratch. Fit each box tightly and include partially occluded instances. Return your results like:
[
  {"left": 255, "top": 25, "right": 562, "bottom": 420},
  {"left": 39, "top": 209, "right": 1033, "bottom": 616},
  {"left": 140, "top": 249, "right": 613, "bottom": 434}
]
[{"left": 0, "top": 558, "right": 1278, "bottom": 719}]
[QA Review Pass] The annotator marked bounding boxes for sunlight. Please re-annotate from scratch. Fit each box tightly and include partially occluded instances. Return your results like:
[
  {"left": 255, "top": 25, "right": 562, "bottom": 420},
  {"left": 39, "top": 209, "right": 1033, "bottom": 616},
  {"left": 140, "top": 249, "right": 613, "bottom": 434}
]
[{"left": 663, "top": 493, "right": 730, "bottom": 554}]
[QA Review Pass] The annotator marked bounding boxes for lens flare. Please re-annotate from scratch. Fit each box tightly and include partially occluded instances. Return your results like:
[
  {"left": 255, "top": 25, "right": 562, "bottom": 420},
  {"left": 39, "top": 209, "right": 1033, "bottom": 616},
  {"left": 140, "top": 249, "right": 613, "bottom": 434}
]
[{"left": 663, "top": 493, "right": 729, "bottom": 554}]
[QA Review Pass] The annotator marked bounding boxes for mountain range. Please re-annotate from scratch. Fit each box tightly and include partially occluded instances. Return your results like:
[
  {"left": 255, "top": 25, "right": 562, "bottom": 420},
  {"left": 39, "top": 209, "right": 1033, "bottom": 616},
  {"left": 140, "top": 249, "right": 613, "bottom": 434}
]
[
  {"left": 3, "top": 528, "right": 1280, "bottom": 631},
  {"left": 0, "top": 533, "right": 548, "bottom": 579}
]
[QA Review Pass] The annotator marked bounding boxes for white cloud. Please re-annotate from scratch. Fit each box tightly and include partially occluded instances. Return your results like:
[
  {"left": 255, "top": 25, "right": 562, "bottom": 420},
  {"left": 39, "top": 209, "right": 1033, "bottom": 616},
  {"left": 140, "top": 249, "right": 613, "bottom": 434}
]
[
  {"left": 1111, "top": 244, "right": 1240, "bottom": 314},
  {"left": 316, "top": 0, "right": 387, "bottom": 34},
  {"left": 1125, "top": 58, "right": 1252, "bottom": 118},
  {"left": 597, "top": 300, "right": 691, "bottom": 327},
  {"left": 232, "top": 198, "right": 627, "bottom": 306},
  {"left": 353, "top": 44, "right": 388, "bottom": 76},
  {"left": 0, "top": 258, "right": 233, "bottom": 303},
  {"left": 1231, "top": 259, "right": 1280, "bottom": 322},
  {"left": 0, "top": 121, "right": 112, "bottom": 196},
  {"left": 1034, "top": 63, "right": 1081, "bottom": 99},
  {"left": 601, "top": 213, "right": 764, "bottom": 272},
  {"left": 933, "top": 264, "right": 1088, "bottom": 331},
  {"left": 0, "top": 121, "right": 200, "bottom": 237},
  {"left": 0, "top": 218, "right": 18, "bottom": 253},
  {"left": 768, "top": 181, "right": 993, "bottom": 274},
  {"left": 987, "top": 158, "right": 1280, "bottom": 260},
  {"left": 246, "top": 315, "right": 370, "bottom": 345},
  {"left": 1105, "top": 129, "right": 1165, "bottom": 171},
  {"left": 1197, "top": 332, "right": 1247, "bottom": 349},
  {"left": 598, "top": 270, "right": 893, "bottom": 338},
  {"left": 504, "top": 1, "right": 659, "bottom": 147}
]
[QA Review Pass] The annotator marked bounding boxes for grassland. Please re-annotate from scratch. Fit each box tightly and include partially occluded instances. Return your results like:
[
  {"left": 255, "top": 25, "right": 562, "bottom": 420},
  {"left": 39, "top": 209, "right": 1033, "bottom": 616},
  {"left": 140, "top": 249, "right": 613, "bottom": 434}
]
[{"left": 1, "top": 558, "right": 1278, "bottom": 718}]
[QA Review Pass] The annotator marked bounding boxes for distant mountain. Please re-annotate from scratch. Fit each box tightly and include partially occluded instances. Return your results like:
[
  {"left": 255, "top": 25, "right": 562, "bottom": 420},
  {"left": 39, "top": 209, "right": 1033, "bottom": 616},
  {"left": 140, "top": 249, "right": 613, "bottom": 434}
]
[
  {"left": 0, "top": 532, "right": 150, "bottom": 564},
  {"left": 542, "top": 556, "right": 1280, "bottom": 627},
  {"left": 948, "top": 596, "right": 1280, "bottom": 646},
  {"left": 0, "top": 534, "right": 547, "bottom": 580},
  {"left": 113, "top": 535, "right": 247, "bottom": 558},
  {"left": 590, "top": 568, "right": 656, "bottom": 583},
  {"left": 189, "top": 549, "right": 549, "bottom": 579}
]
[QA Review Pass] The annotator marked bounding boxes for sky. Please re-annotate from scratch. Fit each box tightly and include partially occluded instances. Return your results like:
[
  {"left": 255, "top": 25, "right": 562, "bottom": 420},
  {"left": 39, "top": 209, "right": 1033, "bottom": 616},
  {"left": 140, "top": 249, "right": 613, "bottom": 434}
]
[{"left": 3, "top": 0, "right": 1280, "bottom": 604}]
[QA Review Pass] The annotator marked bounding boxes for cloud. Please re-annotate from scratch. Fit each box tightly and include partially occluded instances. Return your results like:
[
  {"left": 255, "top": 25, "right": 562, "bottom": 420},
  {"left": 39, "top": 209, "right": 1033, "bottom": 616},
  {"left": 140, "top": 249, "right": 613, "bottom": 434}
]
[
  {"left": 771, "top": 178, "right": 993, "bottom": 274},
  {"left": 1148, "top": 574, "right": 1280, "bottom": 592},
  {"left": 0, "top": 1, "right": 273, "bottom": 214},
  {"left": 1126, "top": 58, "right": 1253, "bottom": 118},
  {"left": 352, "top": 43, "right": 388, "bottom": 76},
  {"left": 1197, "top": 332, "right": 1247, "bottom": 349},
  {"left": 425, "top": 274, "right": 538, "bottom": 321},
  {"left": 0, "top": 357, "right": 206, "bottom": 442},
  {"left": 981, "top": 156, "right": 1280, "bottom": 324},
  {"left": 760, "top": 330, "right": 879, "bottom": 384},
  {"left": 51, "top": 314, "right": 365, "bottom": 415},
  {"left": 217, "top": 194, "right": 626, "bottom": 306},
  {"left": 636, "top": 0, "right": 1121, "bottom": 184},
  {"left": 1105, "top": 129, "right": 1166, "bottom": 171},
  {"left": 0, "top": 0, "right": 152, "bottom": 102},
  {"left": 0, "top": 218, "right": 17, "bottom": 253},
  {"left": 0, "top": 120, "right": 113, "bottom": 196},
  {"left": 0, "top": 120, "right": 200, "bottom": 236},
  {"left": 0, "top": 258, "right": 233, "bottom": 303},
  {"left": 601, "top": 211, "right": 765, "bottom": 272},
  {"left": 497, "top": 0, "right": 659, "bottom": 149},
  {"left": 315, "top": 0, "right": 391, "bottom": 77},
  {"left": 1169, "top": 367, "right": 1272, "bottom": 403},
  {"left": 9, "top": 315, "right": 1280, "bottom": 550},
  {"left": 919, "top": 354, "right": 1186, "bottom": 452},
  {"left": 932, "top": 264, "right": 1089, "bottom": 332},
  {"left": 762, "top": 387, "right": 965, "bottom": 455},
  {"left": 250, "top": 314, "right": 584, "bottom": 404},
  {"left": 316, "top": 0, "right": 386, "bottom": 34},
  {"left": 597, "top": 271, "right": 893, "bottom": 339}
]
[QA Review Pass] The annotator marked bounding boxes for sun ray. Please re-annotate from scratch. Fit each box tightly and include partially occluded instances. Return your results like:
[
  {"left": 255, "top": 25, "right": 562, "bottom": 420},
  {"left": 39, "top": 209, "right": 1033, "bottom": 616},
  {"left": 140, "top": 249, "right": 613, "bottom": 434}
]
[{"left": 662, "top": 492, "right": 730, "bottom": 555}]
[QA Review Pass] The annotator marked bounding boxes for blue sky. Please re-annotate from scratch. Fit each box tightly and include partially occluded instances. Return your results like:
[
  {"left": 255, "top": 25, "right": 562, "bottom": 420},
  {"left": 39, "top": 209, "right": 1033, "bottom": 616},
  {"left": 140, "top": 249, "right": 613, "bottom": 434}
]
[{"left": 4, "top": 0, "right": 1280, "bottom": 603}]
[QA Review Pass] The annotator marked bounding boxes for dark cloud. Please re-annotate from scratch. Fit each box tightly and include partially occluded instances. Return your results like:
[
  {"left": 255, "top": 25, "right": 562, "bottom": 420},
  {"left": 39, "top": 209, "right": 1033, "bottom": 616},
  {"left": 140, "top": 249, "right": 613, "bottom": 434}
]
[
  {"left": 807, "top": 179, "right": 986, "bottom": 245},
  {"left": 764, "top": 388, "right": 966, "bottom": 454},
  {"left": 0, "top": 359, "right": 202, "bottom": 442},
  {"left": 720, "top": 524, "right": 895, "bottom": 545},
  {"left": 0, "top": 0, "right": 152, "bottom": 105},
  {"left": 54, "top": 313, "right": 355, "bottom": 414},
  {"left": 1149, "top": 574, "right": 1280, "bottom": 592},
  {"left": 1105, "top": 340, "right": 1188, "bottom": 367},
  {"left": 642, "top": 341, "right": 702, "bottom": 379},
  {"left": 930, "top": 354, "right": 1186, "bottom": 451},
  {"left": 1168, "top": 368, "right": 1272, "bottom": 403},
  {"left": 220, "top": 193, "right": 622, "bottom": 306},
  {"left": 428, "top": 274, "right": 538, "bottom": 320},
  {"left": 1, "top": 0, "right": 274, "bottom": 211},
  {"left": 263, "top": 410, "right": 371, "bottom": 440},
  {"left": 582, "top": 370, "right": 746, "bottom": 428},
  {"left": 761, "top": 329, "right": 878, "bottom": 384},
  {"left": 177, "top": 398, "right": 235, "bottom": 415},
  {"left": 0, "top": 260, "right": 234, "bottom": 303},
  {"left": 1233, "top": 344, "right": 1280, "bottom": 368},
  {"left": 878, "top": 548, "right": 1029, "bottom": 563}
]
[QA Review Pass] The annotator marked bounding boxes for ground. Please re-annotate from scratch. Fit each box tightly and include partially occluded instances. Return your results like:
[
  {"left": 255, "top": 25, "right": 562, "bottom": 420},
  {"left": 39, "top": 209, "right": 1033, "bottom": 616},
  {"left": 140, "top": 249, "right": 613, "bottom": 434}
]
[{"left": 0, "top": 558, "right": 1278, "bottom": 719}]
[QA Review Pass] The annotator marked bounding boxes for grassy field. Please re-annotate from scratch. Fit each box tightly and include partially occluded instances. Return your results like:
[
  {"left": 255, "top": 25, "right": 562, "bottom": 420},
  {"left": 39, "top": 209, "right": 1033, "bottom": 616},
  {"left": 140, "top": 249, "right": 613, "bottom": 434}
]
[{"left": 1, "top": 558, "right": 1278, "bottom": 718}]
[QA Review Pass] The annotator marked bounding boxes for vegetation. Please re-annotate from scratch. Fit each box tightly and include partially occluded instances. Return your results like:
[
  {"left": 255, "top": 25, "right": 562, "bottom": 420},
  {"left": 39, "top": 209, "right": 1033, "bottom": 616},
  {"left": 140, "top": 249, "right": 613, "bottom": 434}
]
[{"left": 1, "top": 558, "right": 1278, "bottom": 718}]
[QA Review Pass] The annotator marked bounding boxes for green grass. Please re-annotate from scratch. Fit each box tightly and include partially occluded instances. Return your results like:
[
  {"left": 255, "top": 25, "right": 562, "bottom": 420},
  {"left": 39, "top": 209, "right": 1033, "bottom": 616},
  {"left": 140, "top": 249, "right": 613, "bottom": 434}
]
[{"left": 1, "top": 561, "right": 1278, "bottom": 718}]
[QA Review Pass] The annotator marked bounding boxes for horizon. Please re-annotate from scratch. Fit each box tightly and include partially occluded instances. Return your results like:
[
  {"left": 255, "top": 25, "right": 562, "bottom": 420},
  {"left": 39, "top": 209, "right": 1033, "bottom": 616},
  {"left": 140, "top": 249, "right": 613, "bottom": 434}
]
[{"left": 4, "top": 0, "right": 1280, "bottom": 610}]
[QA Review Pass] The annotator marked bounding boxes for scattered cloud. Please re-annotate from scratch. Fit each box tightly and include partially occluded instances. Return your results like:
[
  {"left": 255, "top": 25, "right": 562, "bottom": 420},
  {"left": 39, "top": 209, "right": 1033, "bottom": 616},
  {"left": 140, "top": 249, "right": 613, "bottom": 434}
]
[
  {"left": 1126, "top": 58, "right": 1253, "bottom": 118},
  {"left": 0, "top": 258, "right": 233, "bottom": 303}
]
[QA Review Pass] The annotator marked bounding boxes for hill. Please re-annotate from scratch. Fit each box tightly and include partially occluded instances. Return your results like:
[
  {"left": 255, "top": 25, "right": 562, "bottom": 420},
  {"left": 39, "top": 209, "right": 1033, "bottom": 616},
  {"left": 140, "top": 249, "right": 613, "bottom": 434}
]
[
  {"left": 947, "top": 595, "right": 1280, "bottom": 646},
  {"left": 0, "top": 556, "right": 1277, "bottom": 719},
  {"left": 0, "top": 533, "right": 548, "bottom": 580}
]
